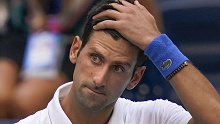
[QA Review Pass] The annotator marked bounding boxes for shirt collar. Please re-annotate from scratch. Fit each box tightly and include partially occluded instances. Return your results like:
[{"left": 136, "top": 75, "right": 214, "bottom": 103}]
[
  {"left": 48, "top": 81, "right": 73, "bottom": 124},
  {"left": 107, "top": 98, "right": 125, "bottom": 124},
  {"left": 47, "top": 81, "right": 125, "bottom": 124}
]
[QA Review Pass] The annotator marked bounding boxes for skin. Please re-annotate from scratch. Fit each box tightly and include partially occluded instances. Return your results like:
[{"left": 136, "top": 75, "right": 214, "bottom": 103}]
[
  {"left": 130, "top": 0, "right": 164, "bottom": 32},
  {"left": 61, "top": 31, "right": 146, "bottom": 124},
  {"left": 93, "top": 0, "right": 220, "bottom": 124},
  {"left": 0, "top": 59, "right": 19, "bottom": 117},
  {"left": 0, "top": 58, "right": 68, "bottom": 118}
]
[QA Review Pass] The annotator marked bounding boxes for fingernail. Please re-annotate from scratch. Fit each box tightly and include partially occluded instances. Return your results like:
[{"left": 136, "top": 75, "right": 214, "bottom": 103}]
[{"left": 135, "top": 0, "right": 139, "bottom": 4}]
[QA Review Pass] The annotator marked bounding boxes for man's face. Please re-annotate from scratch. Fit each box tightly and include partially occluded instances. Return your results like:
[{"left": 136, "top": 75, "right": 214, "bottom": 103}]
[{"left": 72, "top": 31, "right": 140, "bottom": 112}]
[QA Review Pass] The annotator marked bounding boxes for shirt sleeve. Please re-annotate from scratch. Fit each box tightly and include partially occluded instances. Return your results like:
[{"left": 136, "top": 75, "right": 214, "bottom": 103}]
[
  {"left": 15, "top": 112, "right": 41, "bottom": 124},
  {"left": 153, "top": 99, "right": 192, "bottom": 124},
  {"left": 15, "top": 109, "right": 51, "bottom": 124},
  {"left": 124, "top": 99, "right": 192, "bottom": 124}
]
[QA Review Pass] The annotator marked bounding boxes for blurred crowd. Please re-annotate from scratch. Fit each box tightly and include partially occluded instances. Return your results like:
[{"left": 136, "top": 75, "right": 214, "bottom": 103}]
[
  {"left": 0, "top": 0, "right": 163, "bottom": 119},
  {"left": 0, "top": 0, "right": 98, "bottom": 119}
]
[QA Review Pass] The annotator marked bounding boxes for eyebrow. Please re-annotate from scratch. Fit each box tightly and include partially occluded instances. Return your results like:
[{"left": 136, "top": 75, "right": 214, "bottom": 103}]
[
  {"left": 89, "top": 47, "right": 105, "bottom": 60},
  {"left": 112, "top": 61, "right": 131, "bottom": 68},
  {"left": 89, "top": 47, "right": 132, "bottom": 68}
]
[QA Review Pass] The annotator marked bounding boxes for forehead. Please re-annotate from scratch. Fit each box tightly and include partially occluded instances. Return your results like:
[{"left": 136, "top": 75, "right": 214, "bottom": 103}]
[{"left": 83, "top": 31, "right": 139, "bottom": 64}]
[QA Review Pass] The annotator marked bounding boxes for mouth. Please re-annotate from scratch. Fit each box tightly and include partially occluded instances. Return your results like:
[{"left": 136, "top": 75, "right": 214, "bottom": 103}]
[{"left": 86, "top": 87, "right": 105, "bottom": 96}]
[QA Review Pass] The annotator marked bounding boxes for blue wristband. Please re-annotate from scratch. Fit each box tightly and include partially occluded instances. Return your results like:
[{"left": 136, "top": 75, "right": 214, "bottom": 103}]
[{"left": 144, "top": 34, "right": 189, "bottom": 78}]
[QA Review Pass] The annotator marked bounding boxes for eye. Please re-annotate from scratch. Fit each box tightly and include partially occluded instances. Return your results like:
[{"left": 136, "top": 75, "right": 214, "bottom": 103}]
[
  {"left": 113, "top": 65, "right": 124, "bottom": 73},
  {"left": 91, "top": 54, "right": 101, "bottom": 64}
]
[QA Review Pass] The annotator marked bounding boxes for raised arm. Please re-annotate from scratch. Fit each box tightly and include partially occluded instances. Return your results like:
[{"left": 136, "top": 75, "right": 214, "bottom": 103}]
[
  {"left": 92, "top": 0, "right": 220, "bottom": 123},
  {"left": 169, "top": 60, "right": 220, "bottom": 124}
]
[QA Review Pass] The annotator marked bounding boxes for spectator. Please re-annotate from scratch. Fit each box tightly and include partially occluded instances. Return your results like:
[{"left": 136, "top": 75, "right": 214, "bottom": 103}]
[{"left": 0, "top": 0, "right": 95, "bottom": 118}]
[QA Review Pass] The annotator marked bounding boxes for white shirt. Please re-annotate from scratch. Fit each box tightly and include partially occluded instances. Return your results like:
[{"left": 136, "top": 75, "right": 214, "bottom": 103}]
[{"left": 16, "top": 82, "right": 192, "bottom": 124}]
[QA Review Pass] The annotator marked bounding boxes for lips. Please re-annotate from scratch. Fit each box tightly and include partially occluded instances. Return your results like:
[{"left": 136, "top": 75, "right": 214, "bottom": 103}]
[{"left": 87, "top": 87, "right": 105, "bottom": 96}]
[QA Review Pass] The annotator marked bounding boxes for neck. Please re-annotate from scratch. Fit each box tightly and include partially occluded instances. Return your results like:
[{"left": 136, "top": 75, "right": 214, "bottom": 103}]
[{"left": 60, "top": 89, "right": 115, "bottom": 124}]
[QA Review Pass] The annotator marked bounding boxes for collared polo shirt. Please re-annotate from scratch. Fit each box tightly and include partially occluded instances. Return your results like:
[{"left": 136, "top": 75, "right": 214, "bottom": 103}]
[{"left": 16, "top": 82, "right": 192, "bottom": 124}]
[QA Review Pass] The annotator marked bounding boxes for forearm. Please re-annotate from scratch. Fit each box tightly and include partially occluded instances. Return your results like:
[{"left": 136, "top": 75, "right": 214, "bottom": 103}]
[
  {"left": 170, "top": 63, "right": 220, "bottom": 124},
  {"left": 145, "top": 34, "right": 220, "bottom": 123}
]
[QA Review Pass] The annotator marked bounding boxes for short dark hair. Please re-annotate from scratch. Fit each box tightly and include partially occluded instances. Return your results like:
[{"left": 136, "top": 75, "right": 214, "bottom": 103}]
[{"left": 79, "top": 0, "right": 147, "bottom": 69}]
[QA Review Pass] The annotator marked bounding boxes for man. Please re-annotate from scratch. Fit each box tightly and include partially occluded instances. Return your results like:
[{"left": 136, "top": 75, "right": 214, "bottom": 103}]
[{"left": 17, "top": 0, "right": 220, "bottom": 124}]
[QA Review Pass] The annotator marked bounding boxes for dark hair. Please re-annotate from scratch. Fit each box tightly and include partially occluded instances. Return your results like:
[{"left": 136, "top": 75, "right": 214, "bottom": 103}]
[{"left": 80, "top": 0, "right": 147, "bottom": 70}]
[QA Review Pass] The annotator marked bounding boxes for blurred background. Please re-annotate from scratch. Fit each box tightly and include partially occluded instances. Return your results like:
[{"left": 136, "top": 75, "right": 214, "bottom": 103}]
[{"left": 0, "top": 0, "right": 220, "bottom": 123}]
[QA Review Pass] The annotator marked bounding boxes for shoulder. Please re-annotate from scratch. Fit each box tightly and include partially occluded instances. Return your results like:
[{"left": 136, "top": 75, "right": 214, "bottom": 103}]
[
  {"left": 116, "top": 98, "right": 191, "bottom": 124},
  {"left": 117, "top": 98, "right": 189, "bottom": 115},
  {"left": 117, "top": 98, "right": 175, "bottom": 110},
  {"left": 15, "top": 108, "right": 50, "bottom": 124}
]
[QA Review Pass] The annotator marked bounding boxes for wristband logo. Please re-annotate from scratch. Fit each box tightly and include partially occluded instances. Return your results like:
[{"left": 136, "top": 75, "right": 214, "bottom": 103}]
[{"left": 161, "top": 59, "right": 172, "bottom": 70}]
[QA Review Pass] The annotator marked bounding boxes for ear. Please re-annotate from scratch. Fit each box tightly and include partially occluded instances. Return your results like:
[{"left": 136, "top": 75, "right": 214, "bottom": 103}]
[
  {"left": 69, "top": 36, "right": 82, "bottom": 64},
  {"left": 127, "top": 66, "right": 146, "bottom": 90}
]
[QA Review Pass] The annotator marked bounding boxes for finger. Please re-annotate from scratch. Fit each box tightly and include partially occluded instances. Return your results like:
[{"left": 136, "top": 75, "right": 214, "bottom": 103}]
[
  {"left": 134, "top": 0, "right": 140, "bottom": 6},
  {"left": 93, "top": 9, "right": 121, "bottom": 20},
  {"left": 134, "top": 0, "right": 147, "bottom": 11},
  {"left": 93, "top": 20, "right": 118, "bottom": 30},
  {"left": 109, "top": 3, "right": 127, "bottom": 12},
  {"left": 120, "top": 0, "right": 136, "bottom": 8}
]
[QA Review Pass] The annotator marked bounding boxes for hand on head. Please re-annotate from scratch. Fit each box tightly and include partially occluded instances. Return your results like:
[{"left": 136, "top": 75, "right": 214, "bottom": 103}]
[{"left": 93, "top": 0, "right": 161, "bottom": 50}]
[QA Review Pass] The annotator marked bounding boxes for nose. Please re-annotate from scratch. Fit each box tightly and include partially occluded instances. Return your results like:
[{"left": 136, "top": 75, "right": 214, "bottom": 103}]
[{"left": 93, "top": 66, "right": 108, "bottom": 87}]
